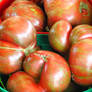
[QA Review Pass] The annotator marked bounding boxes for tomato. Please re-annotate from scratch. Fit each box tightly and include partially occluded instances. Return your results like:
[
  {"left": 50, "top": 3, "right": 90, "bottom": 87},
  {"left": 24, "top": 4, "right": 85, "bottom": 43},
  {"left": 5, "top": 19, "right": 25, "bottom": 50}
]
[
  {"left": 0, "top": 0, "right": 14, "bottom": 16},
  {"left": 69, "top": 24, "right": 92, "bottom": 46},
  {"left": 69, "top": 39, "right": 92, "bottom": 85},
  {"left": 2, "top": 0, "right": 45, "bottom": 32},
  {"left": 23, "top": 50, "right": 71, "bottom": 92},
  {"left": 7, "top": 71, "right": 45, "bottom": 92},
  {"left": 44, "top": 0, "right": 92, "bottom": 27},
  {"left": 0, "top": 40, "right": 24, "bottom": 74},
  {"left": 48, "top": 20, "right": 72, "bottom": 54},
  {"left": 0, "top": 16, "right": 36, "bottom": 48}
]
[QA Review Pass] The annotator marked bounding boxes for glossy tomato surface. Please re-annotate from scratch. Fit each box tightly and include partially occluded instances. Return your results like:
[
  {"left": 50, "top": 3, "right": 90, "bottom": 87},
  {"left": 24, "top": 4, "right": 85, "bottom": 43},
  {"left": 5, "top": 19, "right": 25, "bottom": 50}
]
[
  {"left": 48, "top": 20, "right": 72, "bottom": 53},
  {"left": 2, "top": 0, "right": 45, "bottom": 31},
  {"left": 0, "top": 16, "right": 36, "bottom": 48},
  {"left": 0, "top": 40, "right": 24, "bottom": 74},
  {"left": 0, "top": 19, "right": 1, "bottom": 23},
  {"left": 69, "top": 24, "right": 92, "bottom": 46},
  {"left": 44, "top": 0, "right": 92, "bottom": 27},
  {"left": 7, "top": 71, "right": 45, "bottom": 92},
  {"left": 69, "top": 39, "right": 92, "bottom": 85},
  {"left": 24, "top": 50, "right": 71, "bottom": 92},
  {"left": 23, "top": 52, "right": 45, "bottom": 78}
]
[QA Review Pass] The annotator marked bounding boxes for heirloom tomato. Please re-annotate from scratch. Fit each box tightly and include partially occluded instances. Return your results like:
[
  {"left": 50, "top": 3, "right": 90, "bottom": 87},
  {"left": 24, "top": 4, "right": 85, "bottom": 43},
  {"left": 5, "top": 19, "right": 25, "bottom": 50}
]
[
  {"left": 23, "top": 50, "right": 71, "bottom": 92},
  {"left": 7, "top": 71, "right": 45, "bottom": 92},
  {"left": 48, "top": 20, "right": 72, "bottom": 53},
  {"left": 0, "top": 16, "right": 36, "bottom": 49},
  {"left": 69, "top": 39, "right": 92, "bottom": 85}
]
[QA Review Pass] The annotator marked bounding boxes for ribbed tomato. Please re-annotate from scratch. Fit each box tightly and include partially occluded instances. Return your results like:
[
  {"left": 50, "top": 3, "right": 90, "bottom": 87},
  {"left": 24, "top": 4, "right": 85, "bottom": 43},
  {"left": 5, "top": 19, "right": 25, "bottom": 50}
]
[
  {"left": 0, "top": 16, "right": 36, "bottom": 48},
  {"left": 7, "top": 71, "right": 45, "bottom": 92},
  {"left": 69, "top": 24, "right": 92, "bottom": 46},
  {"left": 69, "top": 39, "right": 92, "bottom": 85},
  {"left": 23, "top": 50, "right": 71, "bottom": 92},
  {"left": 48, "top": 20, "right": 72, "bottom": 54},
  {"left": 0, "top": 40, "right": 24, "bottom": 74}
]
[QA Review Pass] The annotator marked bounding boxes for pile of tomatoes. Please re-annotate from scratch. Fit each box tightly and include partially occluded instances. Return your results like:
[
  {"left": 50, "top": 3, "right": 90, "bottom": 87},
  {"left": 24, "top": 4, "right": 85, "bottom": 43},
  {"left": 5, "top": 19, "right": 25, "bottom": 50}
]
[{"left": 0, "top": 0, "right": 92, "bottom": 92}]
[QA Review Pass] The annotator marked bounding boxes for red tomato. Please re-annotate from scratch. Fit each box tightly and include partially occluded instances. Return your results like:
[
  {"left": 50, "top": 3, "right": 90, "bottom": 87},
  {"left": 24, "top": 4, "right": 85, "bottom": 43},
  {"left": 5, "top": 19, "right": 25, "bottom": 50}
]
[
  {"left": 0, "top": 16, "right": 36, "bottom": 48},
  {"left": 23, "top": 50, "right": 71, "bottom": 92},
  {"left": 0, "top": 40, "right": 24, "bottom": 74},
  {"left": 69, "top": 24, "right": 92, "bottom": 46},
  {"left": 7, "top": 71, "right": 45, "bottom": 92},
  {"left": 69, "top": 39, "right": 92, "bottom": 85},
  {"left": 2, "top": 0, "right": 45, "bottom": 32},
  {"left": 0, "top": 0, "right": 14, "bottom": 16},
  {"left": 48, "top": 20, "right": 72, "bottom": 53},
  {"left": 44, "top": 0, "right": 92, "bottom": 27}
]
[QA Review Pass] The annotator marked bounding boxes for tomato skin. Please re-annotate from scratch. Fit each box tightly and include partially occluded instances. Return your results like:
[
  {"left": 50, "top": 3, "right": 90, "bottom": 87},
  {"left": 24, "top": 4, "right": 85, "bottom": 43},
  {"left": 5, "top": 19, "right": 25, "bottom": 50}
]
[
  {"left": 2, "top": 0, "right": 45, "bottom": 32},
  {"left": 88, "top": 0, "right": 92, "bottom": 5},
  {"left": 7, "top": 71, "right": 45, "bottom": 92},
  {"left": 30, "top": 50, "right": 71, "bottom": 92},
  {"left": 72, "top": 74, "right": 92, "bottom": 86},
  {"left": 0, "top": 40, "right": 24, "bottom": 74},
  {"left": 44, "top": 0, "right": 92, "bottom": 27},
  {"left": 69, "top": 39, "right": 92, "bottom": 85},
  {"left": 0, "top": 19, "right": 1, "bottom": 23},
  {"left": 0, "top": 0, "right": 14, "bottom": 16},
  {"left": 48, "top": 20, "right": 72, "bottom": 53},
  {"left": 23, "top": 52, "right": 45, "bottom": 78},
  {"left": 69, "top": 24, "right": 92, "bottom": 46},
  {"left": 0, "top": 16, "right": 36, "bottom": 48}
]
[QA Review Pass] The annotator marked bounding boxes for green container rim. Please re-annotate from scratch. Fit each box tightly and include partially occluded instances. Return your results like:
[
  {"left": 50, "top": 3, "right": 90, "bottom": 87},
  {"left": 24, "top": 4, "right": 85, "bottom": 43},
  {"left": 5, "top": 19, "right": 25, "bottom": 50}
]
[{"left": 0, "top": 87, "right": 8, "bottom": 92}]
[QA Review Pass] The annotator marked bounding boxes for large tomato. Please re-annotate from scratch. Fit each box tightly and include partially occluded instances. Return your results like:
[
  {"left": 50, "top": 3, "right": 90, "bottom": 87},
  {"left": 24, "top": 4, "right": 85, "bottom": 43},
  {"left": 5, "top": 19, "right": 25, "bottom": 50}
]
[
  {"left": 2, "top": 0, "right": 45, "bottom": 32},
  {"left": 23, "top": 50, "right": 71, "bottom": 92},
  {"left": 69, "top": 24, "right": 92, "bottom": 46},
  {"left": 69, "top": 39, "right": 92, "bottom": 85},
  {"left": 48, "top": 20, "right": 72, "bottom": 54},
  {"left": 0, "top": 40, "right": 24, "bottom": 74},
  {"left": 44, "top": 0, "right": 92, "bottom": 27},
  {"left": 0, "top": 16, "right": 36, "bottom": 49},
  {"left": 7, "top": 71, "right": 45, "bottom": 92}
]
